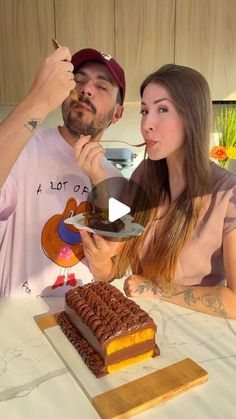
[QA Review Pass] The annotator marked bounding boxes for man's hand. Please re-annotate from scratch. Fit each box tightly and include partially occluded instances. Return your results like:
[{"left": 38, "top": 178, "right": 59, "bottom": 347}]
[
  {"left": 74, "top": 136, "right": 107, "bottom": 184},
  {"left": 28, "top": 46, "right": 76, "bottom": 113},
  {"left": 124, "top": 275, "right": 161, "bottom": 299}
]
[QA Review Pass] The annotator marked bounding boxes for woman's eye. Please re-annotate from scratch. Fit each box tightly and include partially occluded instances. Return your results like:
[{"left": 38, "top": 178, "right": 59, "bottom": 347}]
[
  {"left": 140, "top": 109, "right": 148, "bottom": 115},
  {"left": 158, "top": 107, "right": 168, "bottom": 113}
]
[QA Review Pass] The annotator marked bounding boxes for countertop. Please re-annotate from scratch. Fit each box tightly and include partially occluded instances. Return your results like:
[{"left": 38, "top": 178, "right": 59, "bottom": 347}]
[{"left": 1, "top": 278, "right": 236, "bottom": 419}]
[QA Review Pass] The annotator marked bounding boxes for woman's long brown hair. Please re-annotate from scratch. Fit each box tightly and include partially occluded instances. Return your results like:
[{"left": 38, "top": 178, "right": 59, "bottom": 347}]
[{"left": 113, "top": 64, "right": 212, "bottom": 283}]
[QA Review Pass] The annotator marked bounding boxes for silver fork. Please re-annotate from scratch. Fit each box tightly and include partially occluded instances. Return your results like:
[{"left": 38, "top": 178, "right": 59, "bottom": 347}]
[{"left": 101, "top": 140, "right": 145, "bottom": 148}]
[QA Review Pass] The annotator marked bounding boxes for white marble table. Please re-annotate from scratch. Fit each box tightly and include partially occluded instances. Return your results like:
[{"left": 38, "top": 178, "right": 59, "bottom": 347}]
[{"left": 1, "top": 279, "right": 236, "bottom": 419}]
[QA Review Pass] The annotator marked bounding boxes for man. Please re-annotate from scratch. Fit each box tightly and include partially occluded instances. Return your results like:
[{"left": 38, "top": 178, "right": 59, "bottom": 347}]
[
  {"left": 0, "top": 46, "right": 75, "bottom": 188},
  {"left": 0, "top": 46, "right": 126, "bottom": 296}
]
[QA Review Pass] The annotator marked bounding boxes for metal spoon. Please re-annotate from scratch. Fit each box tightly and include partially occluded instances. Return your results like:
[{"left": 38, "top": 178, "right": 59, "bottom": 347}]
[
  {"left": 52, "top": 38, "right": 78, "bottom": 101},
  {"left": 101, "top": 140, "right": 145, "bottom": 148}
]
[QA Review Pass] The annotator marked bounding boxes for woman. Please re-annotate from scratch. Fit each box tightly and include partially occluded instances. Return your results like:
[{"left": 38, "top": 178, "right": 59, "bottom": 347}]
[{"left": 81, "top": 64, "right": 236, "bottom": 319}]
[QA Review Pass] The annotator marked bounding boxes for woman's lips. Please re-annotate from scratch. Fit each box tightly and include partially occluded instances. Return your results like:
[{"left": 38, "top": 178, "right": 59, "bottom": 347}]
[{"left": 145, "top": 140, "right": 159, "bottom": 148}]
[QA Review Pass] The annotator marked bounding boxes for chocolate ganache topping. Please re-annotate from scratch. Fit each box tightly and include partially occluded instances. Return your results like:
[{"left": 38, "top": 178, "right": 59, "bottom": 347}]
[{"left": 65, "top": 282, "right": 156, "bottom": 345}]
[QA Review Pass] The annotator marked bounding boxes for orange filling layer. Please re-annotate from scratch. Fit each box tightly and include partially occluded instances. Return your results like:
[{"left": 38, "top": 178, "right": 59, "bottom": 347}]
[
  {"left": 107, "top": 350, "right": 154, "bottom": 373},
  {"left": 106, "top": 328, "right": 155, "bottom": 355}
]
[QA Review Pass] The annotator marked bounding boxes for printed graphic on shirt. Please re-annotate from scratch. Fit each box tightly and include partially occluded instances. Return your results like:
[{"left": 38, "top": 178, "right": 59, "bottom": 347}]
[{"left": 41, "top": 197, "right": 92, "bottom": 290}]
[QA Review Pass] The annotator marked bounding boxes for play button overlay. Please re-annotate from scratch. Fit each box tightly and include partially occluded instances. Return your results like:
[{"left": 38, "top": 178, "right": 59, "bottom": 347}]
[
  {"left": 108, "top": 197, "right": 130, "bottom": 222},
  {"left": 86, "top": 176, "right": 152, "bottom": 241}
]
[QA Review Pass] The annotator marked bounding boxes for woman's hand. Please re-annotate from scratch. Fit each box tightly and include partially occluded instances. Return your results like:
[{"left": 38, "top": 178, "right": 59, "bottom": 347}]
[
  {"left": 123, "top": 274, "right": 160, "bottom": 299},
  {"left": 79, "top": 229, "right": 124, "bottom": 281},
  {"left": 74, "top": 136, "right": 107, "bottom": 185}
]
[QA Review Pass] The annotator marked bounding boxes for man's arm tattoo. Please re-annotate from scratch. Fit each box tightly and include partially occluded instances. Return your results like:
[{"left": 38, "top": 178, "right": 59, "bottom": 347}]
[{"left": 24, "top": 118, "right": 41, "bottom": 132}]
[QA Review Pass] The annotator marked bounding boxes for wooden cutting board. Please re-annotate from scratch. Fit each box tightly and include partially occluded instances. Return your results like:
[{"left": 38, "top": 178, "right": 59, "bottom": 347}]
[{"left": 36, "top": 313, "right": 208, "bottom": 419}]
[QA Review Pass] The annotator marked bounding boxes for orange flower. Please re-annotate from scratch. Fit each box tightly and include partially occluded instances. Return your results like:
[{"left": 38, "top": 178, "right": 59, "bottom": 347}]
[{"left": 210, "top": 146, "right": 228, "bottom": 161}]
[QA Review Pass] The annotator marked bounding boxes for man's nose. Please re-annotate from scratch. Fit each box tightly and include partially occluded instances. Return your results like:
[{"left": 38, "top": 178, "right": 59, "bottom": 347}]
[{"left": 77, "top": 81, "right": 94, "bottom": 98}]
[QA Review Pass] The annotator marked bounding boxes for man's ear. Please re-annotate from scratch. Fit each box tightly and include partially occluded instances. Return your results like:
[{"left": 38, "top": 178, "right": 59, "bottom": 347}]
[{"left": 110, "top": 105, "right": 124, "bottom": 125}]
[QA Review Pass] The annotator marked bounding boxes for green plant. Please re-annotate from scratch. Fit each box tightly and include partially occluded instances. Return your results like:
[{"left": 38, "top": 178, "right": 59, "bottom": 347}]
[{"left": 210, "top": 107, "right": 236, "bottom": 168}]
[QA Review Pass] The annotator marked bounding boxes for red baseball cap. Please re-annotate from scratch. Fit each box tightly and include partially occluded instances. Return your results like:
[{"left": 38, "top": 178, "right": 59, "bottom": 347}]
[{"left": 72, "top": 48, "right": 126, "bottom": 104}]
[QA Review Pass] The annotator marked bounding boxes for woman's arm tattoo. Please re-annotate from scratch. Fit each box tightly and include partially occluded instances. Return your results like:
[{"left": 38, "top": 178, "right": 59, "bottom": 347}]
[
  {"left": 136, "top": 281, "right": 160, "bottom": 296},
  {"left": 136, "top": 281, "right": 227, "bottom": 318}
]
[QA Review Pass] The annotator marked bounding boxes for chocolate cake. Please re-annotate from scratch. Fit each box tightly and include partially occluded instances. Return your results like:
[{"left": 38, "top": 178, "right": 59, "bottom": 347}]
[
  {"left": 57, "top": 282, "right": 159, "bottom": 377},
  {"left": 84, "top": 208, "right": 125, "bottom": 233}
]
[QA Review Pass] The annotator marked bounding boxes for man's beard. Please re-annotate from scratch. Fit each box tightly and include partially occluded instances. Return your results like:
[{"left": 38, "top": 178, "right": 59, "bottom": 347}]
[{"left": 62, "top": 96, "right": 115, "bottom": 140}]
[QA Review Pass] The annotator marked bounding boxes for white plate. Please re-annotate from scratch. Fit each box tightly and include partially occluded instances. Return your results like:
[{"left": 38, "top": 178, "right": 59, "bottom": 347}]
[{"left": 64, "top": 214, "right": 144, "bottom": 238}]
